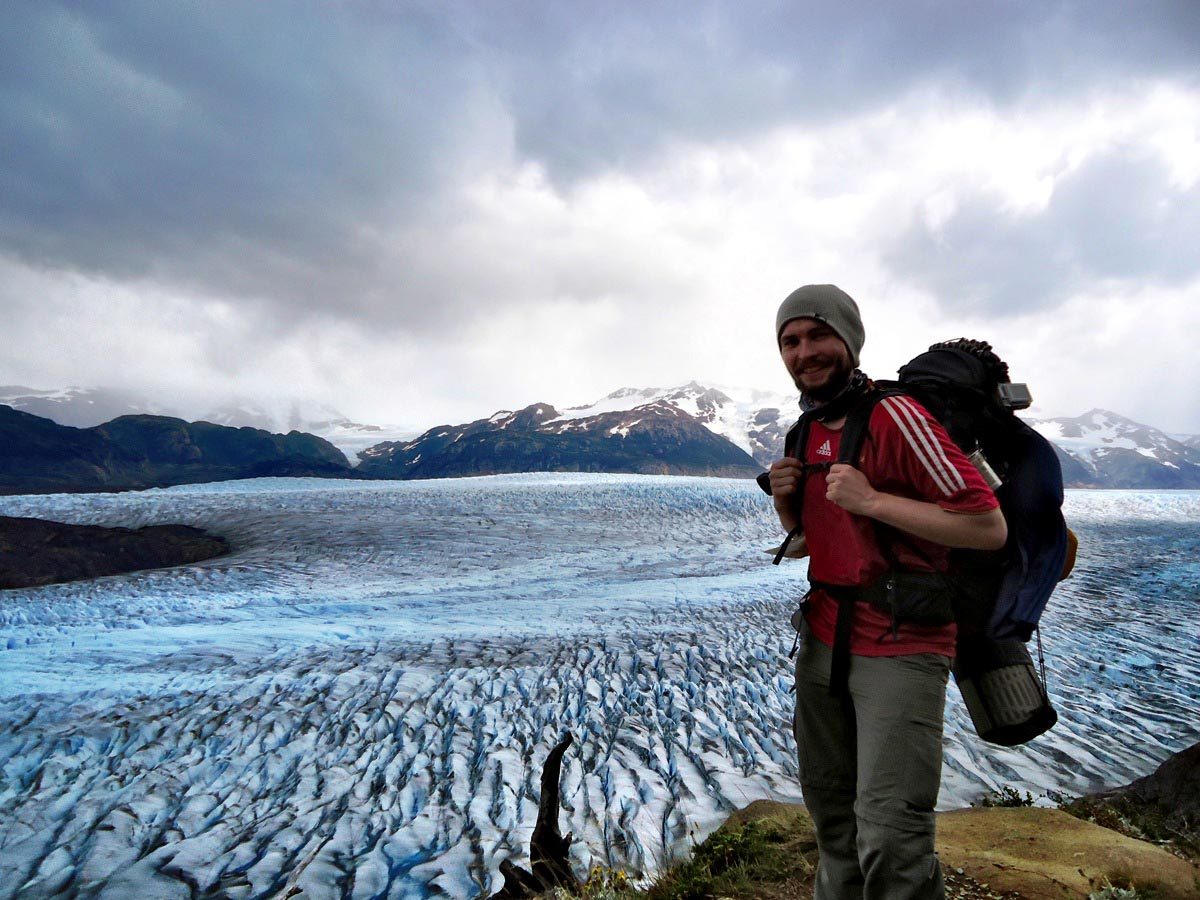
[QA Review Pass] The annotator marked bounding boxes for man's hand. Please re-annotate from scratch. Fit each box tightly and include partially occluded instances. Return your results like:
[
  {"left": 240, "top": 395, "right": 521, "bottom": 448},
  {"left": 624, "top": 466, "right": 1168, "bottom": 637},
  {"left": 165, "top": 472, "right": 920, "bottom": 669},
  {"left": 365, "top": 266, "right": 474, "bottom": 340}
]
[
  {"left": 768, "top": 458, "right": 805, "bottom": 532},
  {"left": 825, "top": 463, "right": 879, "bottom": 516},
  {"left": 768, "top": 457, "right": 805, "bottom": 499}
]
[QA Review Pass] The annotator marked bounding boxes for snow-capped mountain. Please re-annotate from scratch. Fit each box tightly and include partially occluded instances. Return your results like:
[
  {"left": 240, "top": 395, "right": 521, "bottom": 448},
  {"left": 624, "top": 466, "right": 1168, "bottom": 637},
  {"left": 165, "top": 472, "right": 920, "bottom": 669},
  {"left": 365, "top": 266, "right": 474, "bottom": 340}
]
[
  {"left": 1028, "top": 409, "right": 1200, "bottom": 488},
  {"left": 557, "top": 381, "right": 798, "bottom": 468},
  {"left": 357, "top": 399, "right": 762, "bottom": 479}
]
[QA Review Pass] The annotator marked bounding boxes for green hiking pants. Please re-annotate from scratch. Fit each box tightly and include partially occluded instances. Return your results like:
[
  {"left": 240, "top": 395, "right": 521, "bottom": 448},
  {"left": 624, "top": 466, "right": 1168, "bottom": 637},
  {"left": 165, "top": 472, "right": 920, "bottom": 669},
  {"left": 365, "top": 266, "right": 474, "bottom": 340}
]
[{"left": 793, "top": 630, "right": 950, "bottom": 900}]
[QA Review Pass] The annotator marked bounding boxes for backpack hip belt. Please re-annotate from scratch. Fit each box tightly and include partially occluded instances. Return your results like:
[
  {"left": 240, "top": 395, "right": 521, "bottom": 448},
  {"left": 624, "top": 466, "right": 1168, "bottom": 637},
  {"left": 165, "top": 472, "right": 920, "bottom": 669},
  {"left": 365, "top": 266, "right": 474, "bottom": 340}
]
[{"left": 810, "top": 571, "right": 958, "bottom": 627}]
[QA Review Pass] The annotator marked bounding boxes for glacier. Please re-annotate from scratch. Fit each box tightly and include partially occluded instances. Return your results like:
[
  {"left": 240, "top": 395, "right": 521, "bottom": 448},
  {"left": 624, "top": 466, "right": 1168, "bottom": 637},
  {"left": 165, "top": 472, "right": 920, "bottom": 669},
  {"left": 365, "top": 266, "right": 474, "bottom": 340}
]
[{"left": 0, "top": 475, "right": 1197, "bottom": 898}]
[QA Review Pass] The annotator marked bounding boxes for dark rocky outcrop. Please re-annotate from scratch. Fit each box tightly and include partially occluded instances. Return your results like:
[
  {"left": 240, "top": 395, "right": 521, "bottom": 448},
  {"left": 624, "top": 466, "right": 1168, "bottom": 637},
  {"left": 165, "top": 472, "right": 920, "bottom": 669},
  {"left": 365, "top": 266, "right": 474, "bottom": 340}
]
[
  {"left": 1073, "top": 739, "right": 1200, "bottom": 860},
  {"left": 0, "top": 404, "right": 355, "bottom": 495},
  {"left": 0, "top": 515, "right": 229, "bottom": 589},
  {"left": 359, "top": 401, "right": 762, "bottom": 480},
  {"left": 486, "top": 734, "right": 581, "bottom": 899}
]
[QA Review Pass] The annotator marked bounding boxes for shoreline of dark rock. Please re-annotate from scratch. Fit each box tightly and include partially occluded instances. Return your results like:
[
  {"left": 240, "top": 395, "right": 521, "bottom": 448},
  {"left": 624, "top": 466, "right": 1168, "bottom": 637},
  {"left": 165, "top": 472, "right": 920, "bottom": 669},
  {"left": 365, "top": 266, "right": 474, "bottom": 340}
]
[
  {"left": 0, "top": 515, "right": 230, "bottom": 589},
  {"left": 1070, "top": 738, "right": 1200, "bottom": 862}
]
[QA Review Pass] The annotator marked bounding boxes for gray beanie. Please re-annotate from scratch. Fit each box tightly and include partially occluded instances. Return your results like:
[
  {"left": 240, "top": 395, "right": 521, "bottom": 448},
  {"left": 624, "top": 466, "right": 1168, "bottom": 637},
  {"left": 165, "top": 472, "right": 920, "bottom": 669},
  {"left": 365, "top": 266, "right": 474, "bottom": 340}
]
[{"left": 775, "top": 284, "right": 865, "bottom": 367}]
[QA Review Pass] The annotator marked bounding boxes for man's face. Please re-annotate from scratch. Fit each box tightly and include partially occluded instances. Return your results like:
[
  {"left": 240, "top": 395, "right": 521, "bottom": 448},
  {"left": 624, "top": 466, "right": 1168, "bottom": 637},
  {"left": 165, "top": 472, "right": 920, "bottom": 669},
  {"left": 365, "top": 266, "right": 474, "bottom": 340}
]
[{"left": 778, "top": 317, "right": 853, "bottom": 402}]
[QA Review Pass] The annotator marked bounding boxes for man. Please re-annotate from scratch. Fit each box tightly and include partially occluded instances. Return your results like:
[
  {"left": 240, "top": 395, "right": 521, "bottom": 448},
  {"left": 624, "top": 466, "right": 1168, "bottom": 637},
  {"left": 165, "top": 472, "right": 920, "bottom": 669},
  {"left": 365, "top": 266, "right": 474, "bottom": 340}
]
[{"left": 767, "top": 284, "right": 1006, "bottom": 900}]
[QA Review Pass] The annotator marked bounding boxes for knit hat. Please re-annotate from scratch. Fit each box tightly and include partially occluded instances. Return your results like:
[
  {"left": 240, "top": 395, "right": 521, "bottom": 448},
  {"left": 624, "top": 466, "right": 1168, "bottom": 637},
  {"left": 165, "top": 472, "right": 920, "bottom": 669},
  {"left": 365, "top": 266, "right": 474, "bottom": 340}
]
[{"left": 775, "top": 284, "right": 865, "bottom": 367}]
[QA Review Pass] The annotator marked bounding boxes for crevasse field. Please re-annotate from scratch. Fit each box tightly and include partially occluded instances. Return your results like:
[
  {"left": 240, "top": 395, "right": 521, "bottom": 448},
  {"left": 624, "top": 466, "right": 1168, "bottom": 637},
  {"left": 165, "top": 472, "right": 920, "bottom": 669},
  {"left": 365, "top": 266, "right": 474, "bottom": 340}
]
[{"left": 1, "top": 475, "right": 1197, "bottom": 899}]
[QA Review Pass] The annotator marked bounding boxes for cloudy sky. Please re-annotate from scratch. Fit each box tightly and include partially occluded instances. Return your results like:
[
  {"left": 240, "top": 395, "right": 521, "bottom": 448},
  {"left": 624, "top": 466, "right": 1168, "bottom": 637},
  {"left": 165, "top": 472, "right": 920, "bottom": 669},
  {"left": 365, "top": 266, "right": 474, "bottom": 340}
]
[{"left": 3, "top": 1, "right": 1199, "bottom": 433}]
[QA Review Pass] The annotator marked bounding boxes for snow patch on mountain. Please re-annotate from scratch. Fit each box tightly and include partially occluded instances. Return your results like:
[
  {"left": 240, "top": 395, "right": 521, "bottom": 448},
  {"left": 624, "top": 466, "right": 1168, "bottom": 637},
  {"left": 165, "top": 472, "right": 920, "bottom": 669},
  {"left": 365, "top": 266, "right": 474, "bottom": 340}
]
[
  {"left": 556, "top": 381, "right": 798, "bottom": 466},
  {"left": 308, "top": 419, "right": 417, "bottom": 463}
]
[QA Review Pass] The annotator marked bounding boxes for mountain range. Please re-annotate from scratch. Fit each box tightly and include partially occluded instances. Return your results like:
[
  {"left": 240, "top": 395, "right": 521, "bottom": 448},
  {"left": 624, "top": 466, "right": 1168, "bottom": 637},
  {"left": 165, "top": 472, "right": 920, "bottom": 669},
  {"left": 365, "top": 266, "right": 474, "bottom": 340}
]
[
  {"left": 1030, "top": 409, "right": 1200, "bottom": 488},
  {"left": 0, "top": 405, "right": 353, "bottom": 495},
  {"left": 356, "top": 399, "right": 762, "bottom": 480},
  {"left": 512, "top": 382, "right": 1200, "bottom": 489},
  {"left": 0, "top": 386, "right": 410, "bottom": 460},
  {"left": 3, "top": 383, "right": 1199, "bottom": 492}
]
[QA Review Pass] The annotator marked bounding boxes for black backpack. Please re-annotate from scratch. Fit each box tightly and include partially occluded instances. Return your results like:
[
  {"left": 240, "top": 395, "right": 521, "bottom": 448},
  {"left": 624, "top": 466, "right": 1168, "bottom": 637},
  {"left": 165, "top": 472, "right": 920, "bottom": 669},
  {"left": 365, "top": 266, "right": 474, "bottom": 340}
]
[
  {"left": 872, "top": 339, "right": 1070, "bottom": 642},
  {"left": 766, "top": 339, "right": 1073, "bottom": 745}
]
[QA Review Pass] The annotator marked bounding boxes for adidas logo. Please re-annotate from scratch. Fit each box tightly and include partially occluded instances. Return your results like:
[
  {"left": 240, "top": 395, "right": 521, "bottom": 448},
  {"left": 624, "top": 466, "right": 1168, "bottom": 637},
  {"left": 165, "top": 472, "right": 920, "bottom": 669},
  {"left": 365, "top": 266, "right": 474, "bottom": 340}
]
[{"left": 816, "top": 439, "right": 833, "bottom": 458}]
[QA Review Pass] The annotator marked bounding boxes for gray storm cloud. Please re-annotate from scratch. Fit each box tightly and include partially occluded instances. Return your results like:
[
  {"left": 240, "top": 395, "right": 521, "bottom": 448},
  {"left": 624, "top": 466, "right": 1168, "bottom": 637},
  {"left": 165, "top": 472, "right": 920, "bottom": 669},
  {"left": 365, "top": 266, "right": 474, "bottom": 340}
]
[
  {"left": 884, "top": 147, "right": 1200, "bottom": 313},
  {"left": 488, "top": 1, "right": 1200, "bottom": 177},
  {"left": 1, "top": 1, "right": 498, "bottom": 328},
  {"left": 2, "top": 0, "right": 1198, "bottom": 335}
]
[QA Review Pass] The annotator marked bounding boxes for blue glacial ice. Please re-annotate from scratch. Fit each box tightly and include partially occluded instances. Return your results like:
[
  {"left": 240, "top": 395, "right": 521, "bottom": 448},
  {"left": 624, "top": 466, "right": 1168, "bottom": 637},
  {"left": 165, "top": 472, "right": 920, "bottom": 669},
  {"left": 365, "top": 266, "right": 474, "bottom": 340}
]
[{"left": 0, "top": 475, "right": 1197, "bottom": 898}]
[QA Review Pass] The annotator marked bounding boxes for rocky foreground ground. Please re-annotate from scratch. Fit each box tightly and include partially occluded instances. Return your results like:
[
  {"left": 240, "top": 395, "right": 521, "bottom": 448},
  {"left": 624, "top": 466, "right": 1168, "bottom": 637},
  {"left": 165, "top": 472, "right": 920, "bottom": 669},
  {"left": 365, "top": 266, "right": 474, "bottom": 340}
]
[
  {"left": 702, "top": 800, "right": 1198, "bottom": 900},
  {"left": 0, "top": 515, "right": 229, "bottom": 589}
]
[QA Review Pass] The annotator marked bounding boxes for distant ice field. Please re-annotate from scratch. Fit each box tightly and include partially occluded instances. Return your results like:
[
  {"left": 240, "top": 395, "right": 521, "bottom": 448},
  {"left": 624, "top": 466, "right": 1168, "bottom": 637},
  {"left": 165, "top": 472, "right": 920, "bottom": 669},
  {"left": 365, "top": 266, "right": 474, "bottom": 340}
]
[{"left": 0, "top": 476, "right": 1197, "bottom": 899}]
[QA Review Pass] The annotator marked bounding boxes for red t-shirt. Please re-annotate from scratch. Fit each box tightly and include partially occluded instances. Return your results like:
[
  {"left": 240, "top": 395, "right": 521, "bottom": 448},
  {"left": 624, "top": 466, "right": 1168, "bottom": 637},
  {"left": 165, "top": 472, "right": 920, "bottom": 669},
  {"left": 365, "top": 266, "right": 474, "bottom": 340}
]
[{"left": 800, "top": 394, "right": 999, "bottom": 658}]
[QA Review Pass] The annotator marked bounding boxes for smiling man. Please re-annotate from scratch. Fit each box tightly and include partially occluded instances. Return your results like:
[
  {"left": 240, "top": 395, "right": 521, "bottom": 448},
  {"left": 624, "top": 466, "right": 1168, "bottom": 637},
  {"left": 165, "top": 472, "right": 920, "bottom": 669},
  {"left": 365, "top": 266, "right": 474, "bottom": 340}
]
[{"left": 767, "top": 284, "right": 1006, "bottom": 900}]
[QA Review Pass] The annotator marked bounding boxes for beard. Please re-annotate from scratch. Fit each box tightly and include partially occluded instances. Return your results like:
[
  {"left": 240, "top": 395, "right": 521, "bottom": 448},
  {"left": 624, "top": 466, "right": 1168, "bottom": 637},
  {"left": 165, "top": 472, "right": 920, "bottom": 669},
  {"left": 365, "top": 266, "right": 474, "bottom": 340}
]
[{"left": 796, "top": 354, "right": 854, "bottom": 404}]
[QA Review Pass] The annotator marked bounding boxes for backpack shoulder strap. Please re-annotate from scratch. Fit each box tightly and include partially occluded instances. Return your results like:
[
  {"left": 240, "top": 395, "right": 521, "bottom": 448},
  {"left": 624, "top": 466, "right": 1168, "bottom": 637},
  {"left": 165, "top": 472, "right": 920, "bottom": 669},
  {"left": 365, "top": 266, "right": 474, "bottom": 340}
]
[
  {"left": 767, "top": 414, "right": 814, "bottom": 565},
  {"left": 835, "top": 387, "right": 892, "bottom": 466},
  {"left": 783, "top": 414, "right": 810, "bottom": 460},
  {"left": 835, "top": 387, "right": 939, "bottom": 578}
]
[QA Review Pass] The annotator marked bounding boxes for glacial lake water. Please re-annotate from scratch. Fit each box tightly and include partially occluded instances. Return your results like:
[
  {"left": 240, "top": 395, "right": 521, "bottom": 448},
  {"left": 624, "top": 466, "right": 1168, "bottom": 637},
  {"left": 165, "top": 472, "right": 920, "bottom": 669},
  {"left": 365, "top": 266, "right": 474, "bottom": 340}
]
[{"left": 0, "top": 475, "right": 1197, "bottom": 899}]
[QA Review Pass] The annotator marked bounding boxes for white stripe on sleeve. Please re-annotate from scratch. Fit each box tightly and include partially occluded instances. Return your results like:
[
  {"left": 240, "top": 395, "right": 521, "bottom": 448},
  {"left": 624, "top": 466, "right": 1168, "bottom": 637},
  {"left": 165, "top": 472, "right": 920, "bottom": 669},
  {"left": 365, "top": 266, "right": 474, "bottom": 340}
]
[
  {"left": 878, "top": 396, "right": 960, "bottom": 496},
  {"left": 893, "top": 397, "right": 968, "bottom": 492}
]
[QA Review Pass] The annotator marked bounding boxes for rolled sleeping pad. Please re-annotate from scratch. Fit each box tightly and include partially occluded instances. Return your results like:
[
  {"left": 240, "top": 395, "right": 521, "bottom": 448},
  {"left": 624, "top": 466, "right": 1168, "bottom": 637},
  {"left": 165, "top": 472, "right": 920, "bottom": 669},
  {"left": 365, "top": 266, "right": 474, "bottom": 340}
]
[{"left": 952, "top": 635, "right": 1057, "bottom": 746}]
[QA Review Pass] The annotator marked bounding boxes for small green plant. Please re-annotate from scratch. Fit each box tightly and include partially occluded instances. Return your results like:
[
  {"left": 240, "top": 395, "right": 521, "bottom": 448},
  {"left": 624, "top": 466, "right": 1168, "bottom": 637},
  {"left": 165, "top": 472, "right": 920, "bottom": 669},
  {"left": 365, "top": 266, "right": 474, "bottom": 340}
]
[
  {"left": 691, "top": 820, "right": 773, "bottom": 874},
  {"left": 975, "top": 785, "right": 1035, "bottom": 808},
  {"left": 1088, "top": 876, "right": 1153, "bottom": 899},
  {"left": 641, "top": 819, "right": 796, "bottom": 900},
  {"left": 554, "top": 866, "right": 636, "bottom": 899}
]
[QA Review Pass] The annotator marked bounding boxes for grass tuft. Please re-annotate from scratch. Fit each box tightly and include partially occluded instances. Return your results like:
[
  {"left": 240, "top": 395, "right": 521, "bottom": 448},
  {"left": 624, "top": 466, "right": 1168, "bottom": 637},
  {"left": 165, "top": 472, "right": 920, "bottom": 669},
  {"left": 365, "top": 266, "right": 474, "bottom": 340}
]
[
  {"left": 557, "top": 814, "right": 819, "bottom": 900},
  {"left": 973, "top": 786, "right": 1035, "bottom": 808}
]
